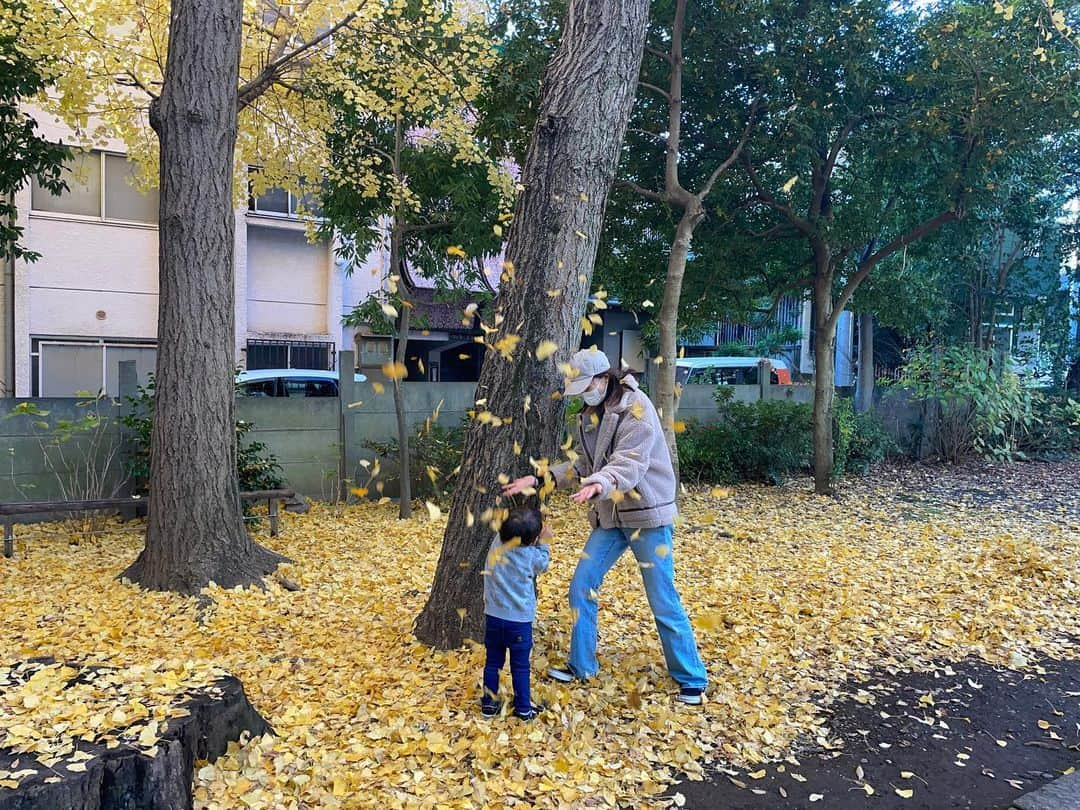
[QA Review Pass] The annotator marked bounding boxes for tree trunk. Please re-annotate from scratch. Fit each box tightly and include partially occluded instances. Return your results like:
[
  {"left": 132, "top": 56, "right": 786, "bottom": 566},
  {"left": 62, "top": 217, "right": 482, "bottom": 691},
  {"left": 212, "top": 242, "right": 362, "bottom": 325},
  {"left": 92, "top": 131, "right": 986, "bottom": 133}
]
[
  {"left": 655, "top": 210, "right": 698, "bottom": 483},
  {"left": 390, "top": 119, "right": 412, "bottom": 519},
  {"left": 413, "top": 0, "right": 650, "bottom": 649},
  {"left": 393, "top": 296, "right": 412, "bottom": 519},
  {"left": 811, "top": 254, "right": 836, "bottom": 496},
  {"left": 854, "top": 312, "right": 874, "bottom": 413},
  {"left": 123, "top": 0, "right": 285, "bottom": 592}
]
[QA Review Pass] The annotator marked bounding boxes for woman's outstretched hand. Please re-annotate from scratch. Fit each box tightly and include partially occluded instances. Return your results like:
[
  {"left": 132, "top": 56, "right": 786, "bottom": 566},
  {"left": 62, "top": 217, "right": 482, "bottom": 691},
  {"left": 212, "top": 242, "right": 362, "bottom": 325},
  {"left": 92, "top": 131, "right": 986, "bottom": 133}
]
[
  {"left": 502, "top": 475, "right": 538, "bottom": 497},
  {"left": 571, "top": 482, "right": 603, "bottom": 504}
]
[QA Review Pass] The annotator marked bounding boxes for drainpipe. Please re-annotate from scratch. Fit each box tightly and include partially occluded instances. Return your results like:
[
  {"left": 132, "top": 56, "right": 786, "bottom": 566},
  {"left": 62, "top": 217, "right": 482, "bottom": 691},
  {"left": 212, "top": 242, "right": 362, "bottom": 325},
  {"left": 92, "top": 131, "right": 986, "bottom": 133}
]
[{"left": 2, "top": 192, "right": 15, "bottom": 397}]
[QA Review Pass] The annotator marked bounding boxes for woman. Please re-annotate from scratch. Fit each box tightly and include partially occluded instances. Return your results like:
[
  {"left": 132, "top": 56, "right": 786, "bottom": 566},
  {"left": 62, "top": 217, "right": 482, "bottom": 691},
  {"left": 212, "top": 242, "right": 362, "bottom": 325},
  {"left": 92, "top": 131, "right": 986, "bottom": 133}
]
[{"left": 503, "top": 347, "right": 708, "bottom": 704}]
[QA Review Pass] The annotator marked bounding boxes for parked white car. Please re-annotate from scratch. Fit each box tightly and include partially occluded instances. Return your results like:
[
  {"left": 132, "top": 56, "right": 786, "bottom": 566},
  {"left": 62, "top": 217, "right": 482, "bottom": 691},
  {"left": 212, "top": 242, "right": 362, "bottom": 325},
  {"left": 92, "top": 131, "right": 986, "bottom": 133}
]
[
  {"left": 236, "top": 368, "right": 367, "bottom": 398},
  {"left": 675, "top": 356, "right": 793, "bottom": 386}
]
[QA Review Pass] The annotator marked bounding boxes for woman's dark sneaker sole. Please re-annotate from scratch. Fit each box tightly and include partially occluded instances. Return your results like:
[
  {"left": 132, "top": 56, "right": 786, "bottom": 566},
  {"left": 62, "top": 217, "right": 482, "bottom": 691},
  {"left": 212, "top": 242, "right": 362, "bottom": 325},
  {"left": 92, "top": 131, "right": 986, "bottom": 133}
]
[
  {"left": 677, "top": 688, "right": 704, "bottom": 705},
  {"left": 480, "top": 702, "right": 501, "bottom": 717}
]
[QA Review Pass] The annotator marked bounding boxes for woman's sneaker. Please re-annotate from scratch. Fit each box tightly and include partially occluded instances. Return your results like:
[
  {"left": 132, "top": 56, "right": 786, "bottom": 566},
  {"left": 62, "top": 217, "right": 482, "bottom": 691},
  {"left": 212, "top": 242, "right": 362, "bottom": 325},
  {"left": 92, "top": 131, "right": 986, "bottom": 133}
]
[
  {"left": 548, "top": 665, "right": 584, "bottom": 683},
  {"left": 677, "top": 687, "right": 704, "bottom": 705},
  {"left": 480, "top": 701, "right": 501, "bottom": 718}
]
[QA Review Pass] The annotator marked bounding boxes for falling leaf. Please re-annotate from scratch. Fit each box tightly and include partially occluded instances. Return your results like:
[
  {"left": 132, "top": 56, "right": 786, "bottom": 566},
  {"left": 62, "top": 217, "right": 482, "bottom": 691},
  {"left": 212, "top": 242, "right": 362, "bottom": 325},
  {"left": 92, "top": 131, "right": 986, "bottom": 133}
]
[
  {"left": 809, "top": 794, "right": 824, "bottom": 802},
  {"left": 748, "top": 769, "right": 766, "bottom": 780},
  {"left": 535, "top": 341, "right": 559, "bottom": 361},
  {"left": 381, "top": 362, "right": 407, "bottom": 381},
  {"left": 425, "top": 502, "right": 442, "bottom": 521},
  {"left": 380, "top": 302, "right": 398, "bottom": 318},
  {"left": 446, "top": 245, "right": 466, "bottom": 258},
  {"left": 895, "top": 788, "right": 914, "bottom": 799},
  {"left": 371, "top": 382, "right": 385, "bottom": 394},
  {"left": 781, "top": 175, "right": 799, "bottom": 194}
]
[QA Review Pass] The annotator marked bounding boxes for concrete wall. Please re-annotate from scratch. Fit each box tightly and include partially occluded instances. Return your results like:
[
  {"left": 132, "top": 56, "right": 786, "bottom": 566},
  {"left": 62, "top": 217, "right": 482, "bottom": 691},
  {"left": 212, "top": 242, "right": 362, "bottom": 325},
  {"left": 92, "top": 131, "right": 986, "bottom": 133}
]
[
  {"left": 678, "top": 383, "right": 815, "bottom": 425},
  {"left": 1, "top": 369, "right": 919, "bottom": 505},
  {"left": 0, "top": 397, "right": 127, "bottom": 502}
]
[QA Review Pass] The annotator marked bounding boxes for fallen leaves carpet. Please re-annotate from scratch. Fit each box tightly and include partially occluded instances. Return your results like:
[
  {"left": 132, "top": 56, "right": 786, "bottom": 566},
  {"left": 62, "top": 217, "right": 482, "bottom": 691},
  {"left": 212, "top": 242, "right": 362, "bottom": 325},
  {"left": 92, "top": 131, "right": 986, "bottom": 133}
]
[{"left": 1, "top": 462, "right": 1078, "bottom": 808}]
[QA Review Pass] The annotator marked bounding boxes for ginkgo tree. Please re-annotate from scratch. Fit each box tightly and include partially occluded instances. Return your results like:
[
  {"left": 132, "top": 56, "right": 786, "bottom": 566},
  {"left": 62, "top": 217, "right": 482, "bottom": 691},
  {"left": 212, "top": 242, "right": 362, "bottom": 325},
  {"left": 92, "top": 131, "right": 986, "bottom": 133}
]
[
  {"left": 23, "top": 0, "right": 494, "bottom": 592},
  {"left": 414, "top": 0, "right": 651, "bottom": 649},
  {"left": 318, "top": 10, "right": 510, "bottom": 519}
]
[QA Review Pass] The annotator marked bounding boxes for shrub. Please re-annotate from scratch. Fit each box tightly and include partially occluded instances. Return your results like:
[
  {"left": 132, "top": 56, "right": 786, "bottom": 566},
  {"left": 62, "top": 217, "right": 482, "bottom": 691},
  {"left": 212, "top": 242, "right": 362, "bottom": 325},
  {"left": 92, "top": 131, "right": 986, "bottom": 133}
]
[
  {"left": 119, "top": 376, "right": 284, "bottom": 496},
  {"left": 1016, "top": 393, "right": 1080, "bottom": 459},
  {"left": 891, "top": 346, "right": 1035, "bottom": 463},
  {"left": 363, "top": 419, "right": 466, "bottom": 504},
  {"left": 678, "top": 389, "right": 813, "bottom": 485},
  {"left": 833, "top": 397, "right": 898, "bottom": 476}
]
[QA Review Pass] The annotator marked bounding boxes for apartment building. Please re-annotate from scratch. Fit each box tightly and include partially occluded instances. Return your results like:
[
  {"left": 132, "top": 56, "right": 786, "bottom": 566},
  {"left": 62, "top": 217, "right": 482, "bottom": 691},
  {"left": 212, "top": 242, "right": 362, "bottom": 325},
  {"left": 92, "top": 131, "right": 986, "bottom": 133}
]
[{"left": 2, "top": 111, "right": 512, "bottom": 397}]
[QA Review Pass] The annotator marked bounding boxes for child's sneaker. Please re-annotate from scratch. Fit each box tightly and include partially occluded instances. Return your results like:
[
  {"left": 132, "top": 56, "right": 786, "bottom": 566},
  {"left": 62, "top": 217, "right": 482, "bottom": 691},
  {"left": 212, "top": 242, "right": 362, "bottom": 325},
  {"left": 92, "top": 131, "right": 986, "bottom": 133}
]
[
  {"left": 480, "top": 701, "right": 501, "bottom": 718},
  {"left": 677, "top": 687, "right": 704, "bottom": 705},
  {"left": 548, "top": 665, "right": 584, "bottom": 683},
  {"left": 514, "top": 704, "right": 545, "bottom": 721}
]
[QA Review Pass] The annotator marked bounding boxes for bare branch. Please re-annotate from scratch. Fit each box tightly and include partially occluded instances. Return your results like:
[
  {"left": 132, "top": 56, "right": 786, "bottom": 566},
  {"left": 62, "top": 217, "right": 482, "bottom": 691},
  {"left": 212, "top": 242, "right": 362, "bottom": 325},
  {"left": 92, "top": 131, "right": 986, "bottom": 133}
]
[
  {"left": 663, "top": 0, "right": 687, "bottom": 197},
  {"left": 238, "top": 13, "right": 358, "bottom": 110},
  {"left": 829, "top": 208, "right": 960, "bottom": 330},
  {"left": 618, "top": 179, "right": 668, "bottom": 204},
  {"left": 646, "top": 45, "right": 672, "bottom": 63},
  {"left": 742, "top": 154, "right": 814, "bottom": 235},
  {"left": 699, "top": 95, "right": 761, "bottom": 199},
  {"left": 639, "top": 81, "right": 671, "bottom": 102}
]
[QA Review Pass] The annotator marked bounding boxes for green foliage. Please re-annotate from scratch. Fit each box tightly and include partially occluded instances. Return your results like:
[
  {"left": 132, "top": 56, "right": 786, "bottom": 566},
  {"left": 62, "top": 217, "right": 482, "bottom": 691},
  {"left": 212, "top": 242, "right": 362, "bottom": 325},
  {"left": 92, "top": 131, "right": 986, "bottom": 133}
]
[
  {"left": 1016, "top": 394, "right": 1080, "bottom": 459},
  {"left": 679, "top": 386, "right": 897, "bottom": 485},
  {"left": 119, "top": 376, "right": 283, "bottom": 496},
  {"left": 0, "top": 0, "right": 70, "bottom": 261},
  {"left": 892, "top": 345, "right": 1036, "bottom": 463},
  {"left": 832, "top": 397, "right": 897, "bottom": 476},
  {"left": 363, "top": 420, "right": 465, "bottom": 504},
  {"left": 678, "top": 388, "right": 813, "bottom": 485}
]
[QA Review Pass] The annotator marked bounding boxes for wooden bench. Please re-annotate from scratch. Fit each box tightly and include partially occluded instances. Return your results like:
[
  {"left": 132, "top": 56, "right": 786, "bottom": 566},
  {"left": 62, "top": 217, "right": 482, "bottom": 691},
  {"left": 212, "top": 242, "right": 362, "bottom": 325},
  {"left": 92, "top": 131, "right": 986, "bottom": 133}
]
[{"left": 1, "top": 489, "right": 296, "bottom": 558}]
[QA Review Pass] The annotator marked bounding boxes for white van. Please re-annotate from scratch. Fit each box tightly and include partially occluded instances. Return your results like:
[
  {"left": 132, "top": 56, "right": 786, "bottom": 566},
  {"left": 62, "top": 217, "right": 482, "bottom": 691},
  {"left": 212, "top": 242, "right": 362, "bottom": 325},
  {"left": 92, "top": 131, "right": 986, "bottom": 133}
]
[
  {"left": 236, "top": 368, "right": 368, "bottom": 398},
  {"left": 675, "top": 356, "right": 792, "bottom": 386}
]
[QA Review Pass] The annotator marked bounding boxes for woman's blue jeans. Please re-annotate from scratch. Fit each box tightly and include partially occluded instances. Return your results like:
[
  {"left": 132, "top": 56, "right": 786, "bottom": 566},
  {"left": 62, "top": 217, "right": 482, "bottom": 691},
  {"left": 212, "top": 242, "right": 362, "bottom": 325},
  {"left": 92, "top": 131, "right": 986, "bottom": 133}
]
[{"left": 568, "top": 524, "right": 707, "bottom": 690}]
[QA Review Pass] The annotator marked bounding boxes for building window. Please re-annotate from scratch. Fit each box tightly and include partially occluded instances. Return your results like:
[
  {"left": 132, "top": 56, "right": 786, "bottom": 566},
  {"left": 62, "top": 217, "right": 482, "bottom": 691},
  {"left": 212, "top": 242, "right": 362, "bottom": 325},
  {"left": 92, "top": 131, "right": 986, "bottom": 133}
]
[
  {"left": 30, "top": 150, "right": 159, "bottom": 224},
  {"left": 246, "top": 339, "right": 335, "bottom": 371},
  {"left": 32, "top": 339, "right": 157, "bottom": 397},
  {"left": 247, "top": 170, "right": 322, "bottom": 219}
]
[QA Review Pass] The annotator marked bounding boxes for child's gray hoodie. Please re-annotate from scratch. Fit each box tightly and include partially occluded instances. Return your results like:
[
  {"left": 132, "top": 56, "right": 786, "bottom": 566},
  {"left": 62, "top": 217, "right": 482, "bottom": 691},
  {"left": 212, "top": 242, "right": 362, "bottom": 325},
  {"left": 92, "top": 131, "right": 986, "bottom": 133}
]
[{"left": 482, "top": 536, "right": 550, "bottom": 623}]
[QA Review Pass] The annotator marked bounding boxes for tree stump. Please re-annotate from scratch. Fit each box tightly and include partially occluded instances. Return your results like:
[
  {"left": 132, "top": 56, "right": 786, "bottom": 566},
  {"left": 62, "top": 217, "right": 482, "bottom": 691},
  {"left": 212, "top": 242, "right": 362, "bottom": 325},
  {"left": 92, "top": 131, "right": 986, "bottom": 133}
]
[{"left": 0, "top": 662, "right": 269, "bottom": 810}]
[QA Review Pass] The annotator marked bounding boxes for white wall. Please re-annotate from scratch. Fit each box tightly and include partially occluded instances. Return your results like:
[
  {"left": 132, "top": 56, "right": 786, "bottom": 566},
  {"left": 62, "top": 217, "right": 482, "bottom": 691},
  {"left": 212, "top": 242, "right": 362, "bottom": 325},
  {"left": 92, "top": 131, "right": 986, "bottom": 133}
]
[{"left": 245, "top": 222, "right": 330, "bottom": 336}]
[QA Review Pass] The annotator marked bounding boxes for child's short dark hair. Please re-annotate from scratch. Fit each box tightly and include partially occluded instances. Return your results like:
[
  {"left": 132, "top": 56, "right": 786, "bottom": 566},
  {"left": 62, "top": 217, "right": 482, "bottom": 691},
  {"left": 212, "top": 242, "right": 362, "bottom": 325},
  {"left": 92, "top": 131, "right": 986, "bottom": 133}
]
[{"left": 500, "top": 505, "right": 543, "bottom": 546}]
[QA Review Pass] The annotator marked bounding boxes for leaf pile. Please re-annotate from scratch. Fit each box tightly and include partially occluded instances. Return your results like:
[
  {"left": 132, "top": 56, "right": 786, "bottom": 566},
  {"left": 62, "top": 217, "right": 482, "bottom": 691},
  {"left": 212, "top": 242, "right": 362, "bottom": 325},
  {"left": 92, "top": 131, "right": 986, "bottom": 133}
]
[{"left": 0, "top": 468, "right": 1077, "bottom": 808}]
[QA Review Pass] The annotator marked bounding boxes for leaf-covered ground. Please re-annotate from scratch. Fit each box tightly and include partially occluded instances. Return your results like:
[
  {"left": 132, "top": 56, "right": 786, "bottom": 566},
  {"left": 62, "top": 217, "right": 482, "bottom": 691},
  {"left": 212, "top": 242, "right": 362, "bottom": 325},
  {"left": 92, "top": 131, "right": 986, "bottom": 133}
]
[{"left": 1, "top": 461, "right": 1078, "bottom": 808}]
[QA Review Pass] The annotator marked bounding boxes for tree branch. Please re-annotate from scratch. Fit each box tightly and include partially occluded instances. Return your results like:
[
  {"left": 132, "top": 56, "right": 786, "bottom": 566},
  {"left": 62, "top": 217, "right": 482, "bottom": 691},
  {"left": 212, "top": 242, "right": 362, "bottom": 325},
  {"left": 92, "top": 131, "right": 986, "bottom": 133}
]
[
  {"left": 238, "top": 13, "right": 358, "bottom": 110},
  {"left": 699, "top": 95, "right": 761, "bottom": 199},
  {"left": 639, "top": 81, "right": 671, "bottom": 102},
  {"left": 829, "top": 209, "right": 959, "bottom": 331},
  {"left": 742, "top": 154, "right": 814, "bottom": 235},
  {"left": 646, "top": 45, "right": 672, "bottom": 63},
  {"left": 618, "top": 179, "right": 668, "bottom": 204},
  {"left": 663, "top": 0, "right": 687, "bottom": 198}
]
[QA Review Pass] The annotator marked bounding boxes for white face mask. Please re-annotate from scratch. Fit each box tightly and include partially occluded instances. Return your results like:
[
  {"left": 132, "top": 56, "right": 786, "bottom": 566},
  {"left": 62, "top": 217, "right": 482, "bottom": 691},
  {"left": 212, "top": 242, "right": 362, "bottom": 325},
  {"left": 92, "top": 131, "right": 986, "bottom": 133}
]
[{"left": 582, "top": 378, "right": 608, "bottom": 406}]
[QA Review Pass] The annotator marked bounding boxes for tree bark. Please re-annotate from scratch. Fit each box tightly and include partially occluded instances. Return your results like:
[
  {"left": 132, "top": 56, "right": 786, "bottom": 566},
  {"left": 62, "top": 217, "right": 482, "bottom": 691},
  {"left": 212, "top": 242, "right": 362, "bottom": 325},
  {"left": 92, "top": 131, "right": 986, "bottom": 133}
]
[
  {"left": 392, "top": 290, "right": 412, "bottom": 520},
  {"left": 854, "top": 311, "right": 874, "bottom": 413},
  {"left": 655, "top": 210, "right": 698, "bottom": 481},
  {"left": 123, "top": 0, "right": 286, "bottom": 592},
  {"left": 811, "top": 250, "right": 836, "bottom": 496},
  {"left": 389, "top": 119, "right": 412, "bottom": 520},
  {"left": 413, "top": 0, "right": 650, "bottom": 649}
]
